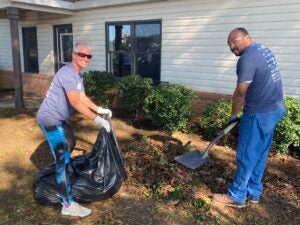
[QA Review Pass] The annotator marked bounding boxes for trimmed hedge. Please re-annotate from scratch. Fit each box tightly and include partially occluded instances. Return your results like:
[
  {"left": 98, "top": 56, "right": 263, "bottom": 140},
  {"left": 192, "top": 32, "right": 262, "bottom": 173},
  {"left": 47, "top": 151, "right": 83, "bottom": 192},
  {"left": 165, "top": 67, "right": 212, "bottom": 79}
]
[
  {"left": 83, "top": 71, "right": 116, "bottom": 107},
  {"left": 199, "top": 99, "right": 239, "bottom": 146},
  {"left": 144, "top": 83, "right": 195, "bottom": 133},
  {"left": 118, "top": 75, "right": 153, "bottom": 118},
  {"left": 273, "top": 96, "right": 300, "bottom": 154}
]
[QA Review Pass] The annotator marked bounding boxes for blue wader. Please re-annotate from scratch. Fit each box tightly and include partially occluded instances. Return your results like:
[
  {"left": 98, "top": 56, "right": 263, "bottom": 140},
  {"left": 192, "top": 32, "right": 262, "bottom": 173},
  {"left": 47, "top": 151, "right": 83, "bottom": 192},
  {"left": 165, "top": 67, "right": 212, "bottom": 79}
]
[{"left": 39, "top": 122, "right": 76, "bottom": 206}]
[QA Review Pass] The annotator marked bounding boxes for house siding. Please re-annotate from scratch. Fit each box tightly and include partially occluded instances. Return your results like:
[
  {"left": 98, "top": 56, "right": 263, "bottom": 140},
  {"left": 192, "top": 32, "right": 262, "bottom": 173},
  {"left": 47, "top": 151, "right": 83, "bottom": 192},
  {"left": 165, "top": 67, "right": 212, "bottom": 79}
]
[
  {"left": 0, "top": 0, "right": 299, "bottom": 98},
  {"left": 0, "top": 19, "right": 13, "bottom": 71}
]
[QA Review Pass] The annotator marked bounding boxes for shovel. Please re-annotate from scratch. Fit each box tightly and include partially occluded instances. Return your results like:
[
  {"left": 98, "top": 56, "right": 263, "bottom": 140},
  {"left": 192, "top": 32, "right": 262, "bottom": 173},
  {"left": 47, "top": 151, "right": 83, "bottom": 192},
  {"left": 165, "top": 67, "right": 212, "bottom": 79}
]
[{"left": 175, "top": 120, "right": 239, "bottom": 169}]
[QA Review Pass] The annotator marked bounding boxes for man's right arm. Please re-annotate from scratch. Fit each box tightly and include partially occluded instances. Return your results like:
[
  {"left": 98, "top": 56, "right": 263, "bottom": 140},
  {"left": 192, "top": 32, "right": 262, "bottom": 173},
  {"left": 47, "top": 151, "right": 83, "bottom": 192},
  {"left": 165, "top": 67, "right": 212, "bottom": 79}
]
[
  {"left": 231, "top": 82, "right": 250, "bottom": 116},
  {"left": 67, "top": 91, "right": 111, "bottom": 131}
]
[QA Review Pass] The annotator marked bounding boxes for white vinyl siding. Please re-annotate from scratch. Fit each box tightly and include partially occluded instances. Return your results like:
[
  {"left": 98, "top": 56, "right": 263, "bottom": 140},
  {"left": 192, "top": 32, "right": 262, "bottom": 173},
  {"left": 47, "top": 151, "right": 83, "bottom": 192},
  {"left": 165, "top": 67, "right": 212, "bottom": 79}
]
[
  {"left": 0, "top": 0, "right": 299, "bottom": 98},
  {"left": 0, "top": 19, "right": 13, "bottom": 71},
  {"left": 36, "top": 24, "right": 55, "bottom": 75}
]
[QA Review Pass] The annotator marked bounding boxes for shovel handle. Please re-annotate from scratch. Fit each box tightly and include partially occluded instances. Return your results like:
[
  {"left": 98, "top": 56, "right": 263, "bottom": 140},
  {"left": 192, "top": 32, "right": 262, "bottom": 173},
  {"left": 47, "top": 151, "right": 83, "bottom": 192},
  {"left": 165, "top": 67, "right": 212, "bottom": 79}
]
[
  {"left": 223, "top": 120, "right": 239, "bottom": 135},
  {"left": 203, "top": 120, "right": 239, "bottom": 152}
]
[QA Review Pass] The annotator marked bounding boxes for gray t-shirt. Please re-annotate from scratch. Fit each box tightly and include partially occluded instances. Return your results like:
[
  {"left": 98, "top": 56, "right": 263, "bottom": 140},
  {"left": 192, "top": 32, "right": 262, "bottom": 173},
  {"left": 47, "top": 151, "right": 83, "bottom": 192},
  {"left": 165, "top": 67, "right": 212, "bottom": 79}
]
[{"left": 37, "top": 64, "right": 84, "bottom": 126}]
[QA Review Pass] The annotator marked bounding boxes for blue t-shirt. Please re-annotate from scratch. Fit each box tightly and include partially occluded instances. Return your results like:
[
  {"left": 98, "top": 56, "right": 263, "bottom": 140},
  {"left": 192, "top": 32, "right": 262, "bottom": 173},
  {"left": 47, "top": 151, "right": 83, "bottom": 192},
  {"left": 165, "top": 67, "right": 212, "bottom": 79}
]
[
  {"left": 36, "top": 64, "right": 84, "bottom": 126},
  {"left": 236, "top": 42, "right": 284, "bottom": 113}
]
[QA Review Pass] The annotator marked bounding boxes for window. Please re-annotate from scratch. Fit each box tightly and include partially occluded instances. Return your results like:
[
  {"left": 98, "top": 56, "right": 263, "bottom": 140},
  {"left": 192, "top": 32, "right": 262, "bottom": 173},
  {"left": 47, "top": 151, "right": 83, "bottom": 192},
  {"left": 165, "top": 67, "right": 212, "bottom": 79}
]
[
  {"left": 22, "top": 27, "right": 39, "bottom": 73},
  {"left": 60, "top": 33, "right": 73, "bottom": 64},
  {"left": 53, "top": 24, "right": 73, "bottom": 72},
  {"left": 106, "top": 20, "right": 161, "bottom": 84}
]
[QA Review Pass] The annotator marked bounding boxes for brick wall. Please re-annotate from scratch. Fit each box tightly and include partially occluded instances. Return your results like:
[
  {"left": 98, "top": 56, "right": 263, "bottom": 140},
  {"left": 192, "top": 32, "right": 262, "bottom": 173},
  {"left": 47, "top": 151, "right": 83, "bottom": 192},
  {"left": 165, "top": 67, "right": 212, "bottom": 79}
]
[
  {"left": 22, "top": 72, "right": 53, "bottom": 96},
  {"left": 191, "top": 91, "right": 232, "bottom": 122},
  {"left": 0, "top": 70, "right": 14, "bottom": 90},
  {"left": 0, "top": 70, "right": 53, "bottom": 96},
  {"left": 0, "top": 69, "right": 232, "bottom": 117}
]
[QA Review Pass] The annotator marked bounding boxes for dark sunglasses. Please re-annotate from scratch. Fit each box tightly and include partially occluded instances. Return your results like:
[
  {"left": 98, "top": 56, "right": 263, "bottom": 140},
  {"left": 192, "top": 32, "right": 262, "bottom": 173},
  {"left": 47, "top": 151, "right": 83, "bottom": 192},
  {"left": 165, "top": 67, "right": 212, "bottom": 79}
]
[{"left": 74, "top": 52, "right": 92, "bottom": 59}]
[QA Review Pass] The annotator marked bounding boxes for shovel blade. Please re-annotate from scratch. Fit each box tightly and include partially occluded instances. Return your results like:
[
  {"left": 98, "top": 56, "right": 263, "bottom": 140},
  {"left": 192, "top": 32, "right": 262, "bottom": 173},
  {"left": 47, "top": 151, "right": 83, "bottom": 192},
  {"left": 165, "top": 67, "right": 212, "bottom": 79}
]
[{"left": 175, "top": 150, "right": 210, "bottom": 169}]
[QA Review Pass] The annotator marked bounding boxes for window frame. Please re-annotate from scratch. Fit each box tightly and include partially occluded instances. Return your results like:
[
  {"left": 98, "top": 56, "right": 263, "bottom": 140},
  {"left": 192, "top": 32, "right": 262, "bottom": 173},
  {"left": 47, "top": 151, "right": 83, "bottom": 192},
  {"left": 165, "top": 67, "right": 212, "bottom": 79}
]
[
  {"left": 53, "top": 24, "right": 73, "bottom": 72},
  {"left": 59, "top": 32, "right": 73, "bottom": 64},
  {"left": 22, "top": 26, "right": 39, "bottom": 73},
  {"left": 105, "top": 19, "right": 162, "bottom": 83}
]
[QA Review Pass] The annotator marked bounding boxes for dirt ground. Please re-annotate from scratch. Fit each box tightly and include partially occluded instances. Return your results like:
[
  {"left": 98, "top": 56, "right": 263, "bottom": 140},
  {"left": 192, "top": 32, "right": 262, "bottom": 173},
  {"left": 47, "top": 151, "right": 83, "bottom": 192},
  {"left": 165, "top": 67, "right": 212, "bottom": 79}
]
[{"left": 0, "top": 92, "right": 299, "bottom": 225}]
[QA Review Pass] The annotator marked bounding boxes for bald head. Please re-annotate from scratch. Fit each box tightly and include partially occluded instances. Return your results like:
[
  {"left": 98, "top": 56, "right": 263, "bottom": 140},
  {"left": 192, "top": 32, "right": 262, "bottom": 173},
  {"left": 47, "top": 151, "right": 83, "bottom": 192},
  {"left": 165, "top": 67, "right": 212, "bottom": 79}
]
[{"left": 227, "top": 27, "right": 252, "bottom": 56}]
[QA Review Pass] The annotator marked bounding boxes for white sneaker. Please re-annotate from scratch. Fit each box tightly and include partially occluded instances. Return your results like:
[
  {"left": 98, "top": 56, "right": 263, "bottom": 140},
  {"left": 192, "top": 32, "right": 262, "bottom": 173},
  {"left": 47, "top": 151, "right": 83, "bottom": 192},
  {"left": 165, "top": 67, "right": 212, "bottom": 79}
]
[
  {"left": 61, "top": 202, "right": 92, "bottom": 217},
  {"left": 249, "top": 199, "right": 259, "bottom": 204}
]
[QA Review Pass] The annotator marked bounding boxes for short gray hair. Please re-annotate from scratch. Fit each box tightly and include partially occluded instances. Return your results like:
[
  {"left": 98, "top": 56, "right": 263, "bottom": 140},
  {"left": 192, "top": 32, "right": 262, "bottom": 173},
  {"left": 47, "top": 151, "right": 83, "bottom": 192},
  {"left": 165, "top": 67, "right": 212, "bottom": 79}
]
[{"left": 73, "top": 42, "right": 90, "bottom": 52}]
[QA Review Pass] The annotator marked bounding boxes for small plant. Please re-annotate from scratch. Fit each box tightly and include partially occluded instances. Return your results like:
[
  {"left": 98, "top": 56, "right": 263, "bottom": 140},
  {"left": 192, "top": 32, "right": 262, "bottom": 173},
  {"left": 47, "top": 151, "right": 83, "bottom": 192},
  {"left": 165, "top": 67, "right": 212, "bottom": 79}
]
[
  {"left": 84, "top": 71, "right": 117, "bottom": 107},
  {"left": 144, "top": 83, "right": 195, "bottom": 133},
  {"left": 118, "top": 75, "right": 153, "bottom": 119},
  {"left": 273, "top": 96, "right": 300, "bottom": 154},
  {"left": 189, "top": 171, "right": 202, "bottom": 186},
  {"left": 134, "top": 134, "right": 151, "bottom": 142},
  {"left": 129, "top": 162, "right": 137, "bottom": 171},
  {"left": 143, "top": 180, "right": 164, "bottom": 199},
  {"left": 167, "top": 185, "right": 185, "bottom": 202},
  {"left": 193, "top": 198, "right": 210, "bottom": 210}
]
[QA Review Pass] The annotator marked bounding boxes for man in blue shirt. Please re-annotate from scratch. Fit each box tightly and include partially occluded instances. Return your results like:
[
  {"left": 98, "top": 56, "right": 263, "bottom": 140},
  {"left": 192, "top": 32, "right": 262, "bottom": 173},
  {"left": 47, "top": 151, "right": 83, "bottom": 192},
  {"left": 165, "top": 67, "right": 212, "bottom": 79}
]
[
  {"left": 37, "top": 42, "right": 112, "bottom": 217},
  {"left": 213, "top": 28, "right": 286, "bottom": 207}
]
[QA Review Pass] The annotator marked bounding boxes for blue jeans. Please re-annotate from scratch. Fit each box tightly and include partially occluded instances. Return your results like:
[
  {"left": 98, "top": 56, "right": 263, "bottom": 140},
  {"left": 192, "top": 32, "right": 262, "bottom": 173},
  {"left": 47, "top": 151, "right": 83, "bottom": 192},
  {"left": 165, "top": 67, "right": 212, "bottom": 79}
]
[
  {"left": 39, "top": 122, "right": 76, "bottom": 206},
  {"left": 228, "top": 108, "right": 286, "bottom": 204}
]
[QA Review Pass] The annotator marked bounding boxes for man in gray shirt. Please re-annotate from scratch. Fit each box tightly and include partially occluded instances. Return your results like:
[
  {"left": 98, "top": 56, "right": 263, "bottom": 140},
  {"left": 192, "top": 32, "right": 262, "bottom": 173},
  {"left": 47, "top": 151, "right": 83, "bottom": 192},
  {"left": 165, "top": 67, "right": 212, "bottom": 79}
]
[
  {"left": 213, "top": 28, "right": 285, "bottom": 208},
  {"left": 37, "top": 42, "right": 111, "bottom": 217}
]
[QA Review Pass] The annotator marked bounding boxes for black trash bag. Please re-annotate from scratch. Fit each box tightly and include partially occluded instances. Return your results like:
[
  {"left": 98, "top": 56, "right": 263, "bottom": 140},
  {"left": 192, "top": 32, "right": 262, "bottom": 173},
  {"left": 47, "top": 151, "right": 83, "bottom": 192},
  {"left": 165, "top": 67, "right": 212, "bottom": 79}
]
[{"left": 34, "top": 128, "right": 126, "bottom": 206}]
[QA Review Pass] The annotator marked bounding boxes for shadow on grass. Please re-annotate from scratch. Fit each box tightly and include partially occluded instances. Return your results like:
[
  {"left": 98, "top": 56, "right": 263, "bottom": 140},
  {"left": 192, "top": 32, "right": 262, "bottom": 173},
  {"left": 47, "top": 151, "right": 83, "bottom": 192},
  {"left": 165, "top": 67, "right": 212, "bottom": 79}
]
[
  {"left": 0, "top": 163, "right": 73, "bottom": 225},
  {"left": 0, "top": 162, "right": 167, "bottom": 225},
  {"left": 0, "top": 108, "right": 36, "bottom": 119},
  {"left": 30, "top": 141, "right": 54, "bottom": 170}
]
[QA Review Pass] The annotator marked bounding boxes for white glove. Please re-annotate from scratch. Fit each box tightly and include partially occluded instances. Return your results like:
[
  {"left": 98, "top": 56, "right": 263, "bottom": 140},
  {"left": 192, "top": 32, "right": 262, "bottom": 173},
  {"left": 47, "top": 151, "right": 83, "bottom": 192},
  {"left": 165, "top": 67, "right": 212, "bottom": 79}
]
[
  {"left": 94, "top": 116, "right": 111, "bottom": 132},
  {"left": 97, "top": 106, "right": 112, "bottom": 118}
]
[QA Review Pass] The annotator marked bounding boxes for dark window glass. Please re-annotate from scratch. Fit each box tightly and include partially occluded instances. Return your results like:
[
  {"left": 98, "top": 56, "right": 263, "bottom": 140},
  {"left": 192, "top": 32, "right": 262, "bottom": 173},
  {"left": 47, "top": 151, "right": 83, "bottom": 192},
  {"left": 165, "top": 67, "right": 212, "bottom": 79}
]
[
  {"left": 107, "top": 21, "right": 161, "bottom": 84},
  {"left": 136, "top": 53, "right": 160, "bottom": 83},
  {"left": 135, "top": 23, "right": 161, "bottom": 53},
  {"left": 108, "top": 25, "right": 131, "bottom": 51},
  {"left": 109, "top": 52, "right": 132, "bottom": 77},
  {"left": 108, "top": 24, "right": 131, "bottom": 77},
  {"left": 61, "top": 34, "right": 73, "bottom": 63},
  {"left": 22, "top": 27, "right": 39, "bottom": 73}
]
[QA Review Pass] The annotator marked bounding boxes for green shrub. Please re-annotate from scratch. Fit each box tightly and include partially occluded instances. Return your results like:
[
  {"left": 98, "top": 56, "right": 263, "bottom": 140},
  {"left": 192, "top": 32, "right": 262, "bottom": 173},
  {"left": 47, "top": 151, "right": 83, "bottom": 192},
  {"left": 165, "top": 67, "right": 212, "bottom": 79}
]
[
  {"left": 199, "top": 99, "right": 239, "bottom": 145},
  {"left": 144, "top": 83, "right": 195, "bottom": 133},
  {"left": 118, "top": 75, "right": 153, "bottom": 118},
  {"left": 273, "top": 96, "right": 300, "bottom": 154},
  {"left": 83, "top": 71, "right": 116, "bottom": 107}
]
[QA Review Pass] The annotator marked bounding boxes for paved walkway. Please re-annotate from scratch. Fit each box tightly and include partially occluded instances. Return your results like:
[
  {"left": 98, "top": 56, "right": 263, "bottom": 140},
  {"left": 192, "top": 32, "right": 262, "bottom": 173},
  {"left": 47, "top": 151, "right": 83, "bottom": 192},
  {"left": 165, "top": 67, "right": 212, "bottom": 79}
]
[{"left": 0, "top": 91, "right": 43, "bottom": 109}]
